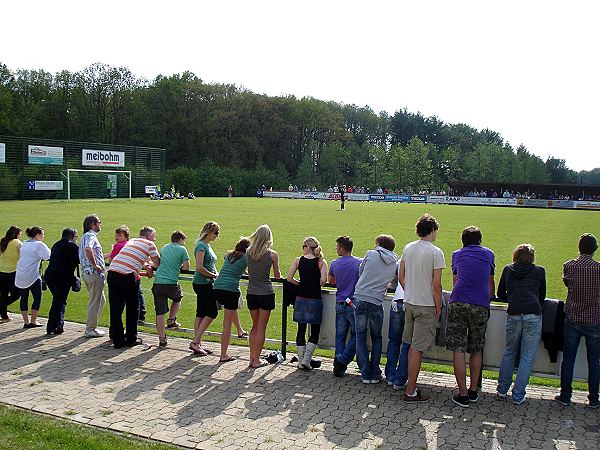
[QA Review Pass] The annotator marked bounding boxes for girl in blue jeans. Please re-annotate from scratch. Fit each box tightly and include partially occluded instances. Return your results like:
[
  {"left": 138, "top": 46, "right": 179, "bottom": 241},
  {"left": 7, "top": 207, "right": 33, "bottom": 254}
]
[
  {"left": 385, "top": 283, "right": 410, "bottom": 389},
  {"left": 496, "top": 243, "right": 546, "bottom": 405}
]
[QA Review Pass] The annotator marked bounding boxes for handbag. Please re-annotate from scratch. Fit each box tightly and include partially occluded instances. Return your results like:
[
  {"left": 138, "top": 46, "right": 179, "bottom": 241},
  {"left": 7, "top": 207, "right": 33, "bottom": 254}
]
[{"left": 72, "top": 266, "right": 82, "bottom": 292}]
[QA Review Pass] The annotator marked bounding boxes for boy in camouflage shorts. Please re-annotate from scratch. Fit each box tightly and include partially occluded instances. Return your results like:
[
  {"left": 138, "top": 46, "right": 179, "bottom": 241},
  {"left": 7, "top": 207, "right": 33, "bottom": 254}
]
[{"left": 446, "top": 226, "right": 495, "bottom": 407}]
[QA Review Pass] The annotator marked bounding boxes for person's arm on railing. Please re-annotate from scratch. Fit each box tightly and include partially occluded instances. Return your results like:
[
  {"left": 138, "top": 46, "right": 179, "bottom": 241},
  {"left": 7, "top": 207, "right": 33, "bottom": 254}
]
[
  {"left": 432, "top": 268, "right": 443, "bottom": 319},
  {"left": 195, "top": 250, "right": 217, "bottom": 279},
  {"left": 496, "top": 267, "right": 508, "bottom": 302},
  {"left": 328, "top": 272, "right": 336, "bottom": 286},
  {"left": 319, "top": 259, "right": 328, "bottom": 286},
  {"left": 398, "top": 260, "right": 406, "bottom": 291},
  {"left": 271, "top": 250, "right": 282, "bottom": 279},
  {"left": 286, "top": 257, "right": 300, "bottom": 286}
]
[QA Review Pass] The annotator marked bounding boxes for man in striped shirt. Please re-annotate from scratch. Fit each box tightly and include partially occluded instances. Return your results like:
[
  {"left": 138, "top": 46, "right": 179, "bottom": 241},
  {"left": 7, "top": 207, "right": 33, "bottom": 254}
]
[
  {"left": 108, "top": 226, "right": 160, "bottom": 349},
  {"left": 556, "top": 233, "right": 600, "bottom": 408}
]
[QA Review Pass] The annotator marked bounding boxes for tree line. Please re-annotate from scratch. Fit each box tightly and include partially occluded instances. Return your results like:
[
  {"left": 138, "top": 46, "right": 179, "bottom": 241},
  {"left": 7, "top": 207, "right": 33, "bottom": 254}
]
[{"left": 0, "top": 62, "right": 596, "bottom": 196}]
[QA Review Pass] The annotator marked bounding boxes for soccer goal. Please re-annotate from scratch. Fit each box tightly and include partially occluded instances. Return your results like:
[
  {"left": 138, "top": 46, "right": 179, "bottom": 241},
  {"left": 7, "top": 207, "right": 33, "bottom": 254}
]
[{"left": 66, "top": 169, "right": 132, "bottom": 201}]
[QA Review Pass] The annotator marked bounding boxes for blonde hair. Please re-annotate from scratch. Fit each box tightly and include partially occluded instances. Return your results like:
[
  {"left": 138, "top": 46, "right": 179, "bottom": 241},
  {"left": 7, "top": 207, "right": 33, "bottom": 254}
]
[
  {"left": 247, "top": 224, "right": 273, "bottom": 261},
  {"left": 197, "top": 221, "right": 220, "bottom": 243},
  {"left": 303, "top": 236, "right": 323, "bottom": 259}
]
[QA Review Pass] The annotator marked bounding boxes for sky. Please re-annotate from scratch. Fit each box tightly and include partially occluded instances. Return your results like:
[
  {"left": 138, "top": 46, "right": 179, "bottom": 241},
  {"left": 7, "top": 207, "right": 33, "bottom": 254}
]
[{"left": 3, "top": 1, "right": 599, "bottom": 171}]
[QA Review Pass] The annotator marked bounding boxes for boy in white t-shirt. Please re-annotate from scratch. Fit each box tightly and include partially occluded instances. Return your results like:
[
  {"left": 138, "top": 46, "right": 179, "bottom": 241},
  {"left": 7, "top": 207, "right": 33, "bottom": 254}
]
[{"left": 399, "top": 214, "right": 446, "bottom": 402}]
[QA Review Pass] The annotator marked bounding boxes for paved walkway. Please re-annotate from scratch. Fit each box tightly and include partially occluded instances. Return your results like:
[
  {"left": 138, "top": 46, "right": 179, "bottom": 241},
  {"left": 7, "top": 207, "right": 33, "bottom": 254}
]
[{"left": 0, "top": 316, "right": 598, "bottom": 449}]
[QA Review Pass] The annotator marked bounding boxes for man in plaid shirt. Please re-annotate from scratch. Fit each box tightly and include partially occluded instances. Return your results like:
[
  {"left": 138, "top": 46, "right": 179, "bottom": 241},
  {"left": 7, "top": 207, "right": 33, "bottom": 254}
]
[{"left": 556, "top": 233, "right": 600, "bottom": 408}]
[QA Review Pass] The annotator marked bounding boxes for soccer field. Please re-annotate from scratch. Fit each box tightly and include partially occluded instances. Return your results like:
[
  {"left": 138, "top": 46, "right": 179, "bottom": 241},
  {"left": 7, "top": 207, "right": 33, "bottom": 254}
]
[{"left": 2, "top": 197, "right": 598, "bottom": 342}]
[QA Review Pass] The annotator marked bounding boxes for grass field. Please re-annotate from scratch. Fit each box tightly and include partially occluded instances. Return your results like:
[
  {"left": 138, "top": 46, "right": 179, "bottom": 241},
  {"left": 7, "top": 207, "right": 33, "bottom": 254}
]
[
  {"left": 0, "top": 404, "right": 175, "bottom": 450},
  {"left": 1, "top": 197, "right": 596, "bottom": 389},
  {"left": 2, "top": 198, "right": 598, "bottom": 331}
]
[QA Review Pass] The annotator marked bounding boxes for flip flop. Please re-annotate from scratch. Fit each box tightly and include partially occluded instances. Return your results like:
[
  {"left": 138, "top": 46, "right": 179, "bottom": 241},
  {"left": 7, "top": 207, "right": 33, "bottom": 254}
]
[
  {"left": 189, "top": 343, "right": 208, "bottom": 356},
  {"left": 249, "top": 360, "right": 269, "bottom": 369},
  {"left": 219, "top": 356, "right": 236, "bottom": 363},
  {"left": 202, "top": 347, "right": 214, "bottom": 355},
  {"left": 237, "top": 332, "right": 249, "bottom": 338}
]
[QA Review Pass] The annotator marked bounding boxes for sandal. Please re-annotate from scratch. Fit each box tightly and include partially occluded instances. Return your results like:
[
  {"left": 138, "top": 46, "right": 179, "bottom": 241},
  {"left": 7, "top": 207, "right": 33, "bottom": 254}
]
[
  {"left": 189, "top": 342, "right": 207, "bottom": 356},
  {"left": 219, "top": 356, "right": 236, "bottom": 363},
  {"left": 166, "top": 317, "right": 181, "bottom": 329},
  {"left": 249, "top": 360, "right": 269, "bottom": 369},
  {"left": 237, "top": 332, "right": 249, "bottom": 338}
]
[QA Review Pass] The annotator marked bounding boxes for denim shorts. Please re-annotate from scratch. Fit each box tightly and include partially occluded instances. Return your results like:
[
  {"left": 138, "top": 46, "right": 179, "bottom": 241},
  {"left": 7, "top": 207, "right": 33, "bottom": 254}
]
[{"left": 293, "top": 296, "right": 323, "bottom": 324}]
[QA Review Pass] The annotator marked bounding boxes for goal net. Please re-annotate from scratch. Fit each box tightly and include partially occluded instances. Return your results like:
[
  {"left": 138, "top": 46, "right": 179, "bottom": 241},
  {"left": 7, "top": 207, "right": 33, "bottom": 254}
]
[{"left": 67, "top": 169, "right": 132, "bottom": 201}]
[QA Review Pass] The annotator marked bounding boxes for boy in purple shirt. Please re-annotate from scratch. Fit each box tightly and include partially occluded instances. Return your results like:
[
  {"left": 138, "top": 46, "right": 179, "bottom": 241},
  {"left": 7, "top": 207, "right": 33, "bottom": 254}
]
[
  {"left": 328, "top": 236, "right": 362, "bottom": 376},
  {"left": 446, "top": 226, "right": 495, "bottom": 407}
]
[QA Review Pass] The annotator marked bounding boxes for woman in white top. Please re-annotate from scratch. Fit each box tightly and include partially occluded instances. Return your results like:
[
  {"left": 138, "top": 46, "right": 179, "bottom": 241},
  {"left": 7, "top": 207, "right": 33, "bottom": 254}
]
[{"left": 15, "top": 226, "right": 51, "bottom": 328}]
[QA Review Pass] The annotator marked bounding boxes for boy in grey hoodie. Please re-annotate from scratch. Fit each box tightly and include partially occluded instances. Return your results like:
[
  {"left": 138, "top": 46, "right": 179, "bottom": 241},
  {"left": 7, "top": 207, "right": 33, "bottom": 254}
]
[{"left": 353, "top": 234, "right": 399, "bottom": 383}]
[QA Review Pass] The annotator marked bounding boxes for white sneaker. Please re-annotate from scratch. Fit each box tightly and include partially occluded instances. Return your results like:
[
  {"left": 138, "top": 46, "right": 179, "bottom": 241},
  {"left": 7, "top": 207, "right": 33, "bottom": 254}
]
[{"left": 85, "top": 329, "right": 105, "bottom": 338}]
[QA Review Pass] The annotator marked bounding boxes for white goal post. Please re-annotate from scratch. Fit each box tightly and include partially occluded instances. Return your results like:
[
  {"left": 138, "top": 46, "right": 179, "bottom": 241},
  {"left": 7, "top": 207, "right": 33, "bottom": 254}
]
[{"left": 66, "top": 168, "right": 132, "bottom": 201}]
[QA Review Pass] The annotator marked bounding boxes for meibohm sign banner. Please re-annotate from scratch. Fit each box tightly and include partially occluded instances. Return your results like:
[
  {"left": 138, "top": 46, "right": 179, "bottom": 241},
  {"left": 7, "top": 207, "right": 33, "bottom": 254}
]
[{"left": 82, "top": 149, "right": 125, "bottom": 167}]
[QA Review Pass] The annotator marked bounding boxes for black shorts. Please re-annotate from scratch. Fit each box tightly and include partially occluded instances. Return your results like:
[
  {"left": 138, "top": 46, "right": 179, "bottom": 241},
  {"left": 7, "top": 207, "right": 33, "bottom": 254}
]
[
  {"left": 151, "top": 284, "right": 183, "bottom": 316},
  {"left": 193, "top": 282, "right": 217, "bottom": 319},
  {"left": 214, "top": 289, "right": 240, "bottom": 310},
  {"left": 247, "top": 293, "right": 276, "bottom": 311}
]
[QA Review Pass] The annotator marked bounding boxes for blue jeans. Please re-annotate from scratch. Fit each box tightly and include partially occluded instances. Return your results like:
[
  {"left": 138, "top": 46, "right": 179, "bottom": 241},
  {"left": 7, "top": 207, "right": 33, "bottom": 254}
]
[
  {"left": 354, "top": 298, "right": 384, "bottom": 381},
  {"left": 335, "top": 302, "right": 356, "bottom": 367},
  {"left": 497, "top": 314, "right": 542, "bottom": 402},
  {"left": 560, "top": 319, "right": 600, "bottom": 403},
  {"left": 385, "top": 303, "right": 410, "bottom": 386}
]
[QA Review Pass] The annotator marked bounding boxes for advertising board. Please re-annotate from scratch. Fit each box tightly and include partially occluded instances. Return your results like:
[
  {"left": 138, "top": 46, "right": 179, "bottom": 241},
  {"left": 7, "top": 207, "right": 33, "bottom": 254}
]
[
  {"left": 82, "top": 149, "right": 126, "bottom": 167},
  {"left": 28, "top": 145, "right": 64, "bottom": 165}
]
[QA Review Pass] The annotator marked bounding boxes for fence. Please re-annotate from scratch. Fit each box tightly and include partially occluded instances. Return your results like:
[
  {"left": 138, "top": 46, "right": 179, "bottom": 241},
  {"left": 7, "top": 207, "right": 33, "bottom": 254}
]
[
  {"left": 144, "top": 271, "right": 588, "bottom": 381},
  {"left": 262, "top": 190, "right": 600, "bottom": 211},
  {"left": 0, "top": 135, "right": 165, "bottom": 200}
]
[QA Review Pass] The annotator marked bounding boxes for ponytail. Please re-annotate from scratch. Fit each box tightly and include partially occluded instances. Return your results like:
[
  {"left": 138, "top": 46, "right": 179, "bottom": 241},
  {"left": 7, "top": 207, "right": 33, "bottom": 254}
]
[
  {"left": 0, "top": 225, "right": 21, "bottom": 254},
  {"left": 303, "top": 236, "right": 323, "bottom": 260},
  {"left": 26, "top": 226, "right": 44, "bottom": 239}
]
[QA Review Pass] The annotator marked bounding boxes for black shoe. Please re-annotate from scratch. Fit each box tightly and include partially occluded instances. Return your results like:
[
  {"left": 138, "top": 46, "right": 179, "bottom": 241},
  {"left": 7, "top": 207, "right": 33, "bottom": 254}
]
[
  {"left": 404, "top": 388, "right": 430, "bottom": 403},
  {"left": 333, "top": 356, "right": 346, "bottom": 377},
  {"left": 468, "top": 389, "right": 480, "bottom": 403},
  {"left": 125, "top": 338, "right": 143, "bottom": 347},
  {"left": 310, "top": 359, "right": 321, "bottom": 369},
  {"left": 452, "top": 394, "right": 470, "bottom": 407}
]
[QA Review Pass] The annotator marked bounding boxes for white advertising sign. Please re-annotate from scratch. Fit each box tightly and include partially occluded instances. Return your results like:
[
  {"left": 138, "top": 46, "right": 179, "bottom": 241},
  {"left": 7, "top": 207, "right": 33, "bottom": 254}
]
[
  {"left": 82, "top": 149, "right": 125, "bottom": 167},
  {"left": 28, "top": 145, "right": 64, "bottom": 165},
  {"left": 145, "top": 185, "right": 157, "bottom": 194},
  {"left": 428, "top": 196, "right": 516, "bottom": 206},
  {"left": 574, "top": 201, "right": 600, "bottom": 210},
  {"left": 263, "top": 191, "right": 299, "bottom": 199},
  {"left": 347, "top": 193, "right": 370, "bottom": 201},
  {"left": 34, "top": 181, "right": 64, "bottom": 191},
  {"left": 0, "top": 143, "right": 5, "bottom": 163}
]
